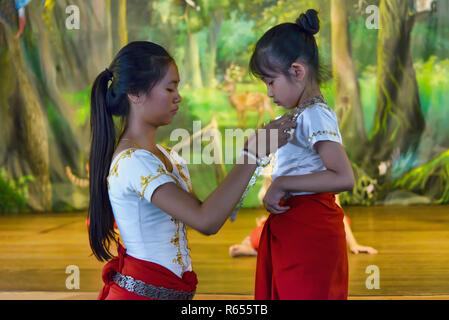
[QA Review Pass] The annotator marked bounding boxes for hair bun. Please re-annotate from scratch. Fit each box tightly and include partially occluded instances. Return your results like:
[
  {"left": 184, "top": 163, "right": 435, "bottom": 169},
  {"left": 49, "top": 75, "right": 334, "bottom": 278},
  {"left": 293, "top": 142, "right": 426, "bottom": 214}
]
[{"left": 296, "top": 9, "right": 320, "bottom": 35}]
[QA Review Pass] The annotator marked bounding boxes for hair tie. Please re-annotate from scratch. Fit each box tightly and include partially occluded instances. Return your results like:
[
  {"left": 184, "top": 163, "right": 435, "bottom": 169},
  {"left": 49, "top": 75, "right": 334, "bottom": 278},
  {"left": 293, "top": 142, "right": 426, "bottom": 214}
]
[{"left": 105, "top": 68, "right": 113, "bottom": 80}]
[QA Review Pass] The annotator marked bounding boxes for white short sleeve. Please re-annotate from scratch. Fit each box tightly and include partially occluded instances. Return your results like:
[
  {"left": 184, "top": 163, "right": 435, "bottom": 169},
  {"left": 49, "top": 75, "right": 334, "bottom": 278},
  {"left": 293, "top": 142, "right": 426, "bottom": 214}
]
[
  {"left": 120, "top": 150, "right": 178, "bottom": 203},
  {"left": 298, "top": 104, "right": 343, "bottom": 153}
]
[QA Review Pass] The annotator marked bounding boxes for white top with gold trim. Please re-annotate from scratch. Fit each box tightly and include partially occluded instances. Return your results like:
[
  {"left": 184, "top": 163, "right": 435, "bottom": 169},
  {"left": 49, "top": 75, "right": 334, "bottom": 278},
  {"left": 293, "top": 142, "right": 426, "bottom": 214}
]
[
  {"left": 107, "top": 145, "right": 193, "bottom": 278},
  {"left": 272, "top": 103, "right": 344, "bottom": 196}
]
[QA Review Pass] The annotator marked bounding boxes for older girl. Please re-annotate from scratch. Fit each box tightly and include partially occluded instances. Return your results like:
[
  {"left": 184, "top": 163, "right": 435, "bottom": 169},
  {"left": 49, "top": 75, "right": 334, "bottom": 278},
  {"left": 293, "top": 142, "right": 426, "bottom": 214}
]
[{"left": 88, "top": 41, "right": 296, "bottom": 300}]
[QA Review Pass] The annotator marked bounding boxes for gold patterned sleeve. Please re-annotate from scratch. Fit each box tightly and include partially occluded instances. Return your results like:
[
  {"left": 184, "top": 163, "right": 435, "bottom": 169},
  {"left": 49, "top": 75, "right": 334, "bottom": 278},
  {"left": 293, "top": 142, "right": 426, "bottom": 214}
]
[
  {"left": 123, "top": 151, "right": 178, "bottom": 203},
  {"left": 298, "top": 105, "right": 343, "bottom": 153}
]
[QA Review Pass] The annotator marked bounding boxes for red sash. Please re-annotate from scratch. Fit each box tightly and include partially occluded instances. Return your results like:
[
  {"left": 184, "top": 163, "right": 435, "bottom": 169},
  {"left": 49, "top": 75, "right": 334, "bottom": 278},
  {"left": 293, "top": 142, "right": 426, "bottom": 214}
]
[
  {"left": 98, "top": 244, "right": 197, "bottom": 300},
  {"left": 255, "top": 193, "right": 348, "bottom": 300}
]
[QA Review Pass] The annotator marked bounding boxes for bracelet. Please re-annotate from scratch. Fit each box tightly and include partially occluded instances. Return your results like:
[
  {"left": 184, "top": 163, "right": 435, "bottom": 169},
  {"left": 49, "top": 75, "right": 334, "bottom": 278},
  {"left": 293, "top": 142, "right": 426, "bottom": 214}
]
[
  {"left": 230, "top": 153, "right": 273, "bottom": 222},
  {"left": 240, "top": 149, "right": 261, "bottom": 166}
]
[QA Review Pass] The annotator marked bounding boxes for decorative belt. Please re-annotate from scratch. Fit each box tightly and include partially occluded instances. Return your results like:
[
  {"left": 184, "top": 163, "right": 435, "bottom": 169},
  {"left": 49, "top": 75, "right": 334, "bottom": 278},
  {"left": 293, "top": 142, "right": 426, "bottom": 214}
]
[{"left": 112, "top": 272, "right": 195, "bottom": 300}]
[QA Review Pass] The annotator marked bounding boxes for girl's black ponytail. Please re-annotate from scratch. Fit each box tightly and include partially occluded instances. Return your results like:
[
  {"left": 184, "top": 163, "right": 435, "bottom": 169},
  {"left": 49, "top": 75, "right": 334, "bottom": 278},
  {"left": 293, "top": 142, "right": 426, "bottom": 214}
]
[
  {"left": 88, "top": 69, "right": 118, "bottom": 262},
  {"left": 88, "top": 41, "right": 174, "bottom": 262}
]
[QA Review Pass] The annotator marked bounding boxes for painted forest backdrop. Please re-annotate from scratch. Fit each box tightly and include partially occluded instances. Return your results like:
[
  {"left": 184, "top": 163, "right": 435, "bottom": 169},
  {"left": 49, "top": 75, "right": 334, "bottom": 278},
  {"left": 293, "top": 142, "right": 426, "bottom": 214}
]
[{"left": 0, "top": 0, "right": 448, "bottom": 213}]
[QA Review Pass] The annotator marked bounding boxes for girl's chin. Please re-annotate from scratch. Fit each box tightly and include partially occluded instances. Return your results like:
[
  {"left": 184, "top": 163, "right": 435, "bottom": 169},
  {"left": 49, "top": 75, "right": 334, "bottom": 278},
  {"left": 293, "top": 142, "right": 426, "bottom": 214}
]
[{"left": 276, "top": 102, "right": 287, "bottom": 108}]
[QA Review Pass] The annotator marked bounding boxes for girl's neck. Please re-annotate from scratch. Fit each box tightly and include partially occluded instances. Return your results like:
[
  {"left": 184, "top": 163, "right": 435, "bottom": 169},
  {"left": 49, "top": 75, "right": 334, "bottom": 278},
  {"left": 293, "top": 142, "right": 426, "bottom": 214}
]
[
  {"left": 297, "top": 81, "right": 322, "bottom": 107},
  {"left": 120, "top": 125, "right": 158, "bottom": 152}
]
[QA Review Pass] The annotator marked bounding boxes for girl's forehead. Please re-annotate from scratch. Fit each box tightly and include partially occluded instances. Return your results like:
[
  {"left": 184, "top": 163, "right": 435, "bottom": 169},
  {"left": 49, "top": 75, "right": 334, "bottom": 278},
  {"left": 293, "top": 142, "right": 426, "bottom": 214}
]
[{"left": 163, "top": 63, "right": 180, "bottom": 82}]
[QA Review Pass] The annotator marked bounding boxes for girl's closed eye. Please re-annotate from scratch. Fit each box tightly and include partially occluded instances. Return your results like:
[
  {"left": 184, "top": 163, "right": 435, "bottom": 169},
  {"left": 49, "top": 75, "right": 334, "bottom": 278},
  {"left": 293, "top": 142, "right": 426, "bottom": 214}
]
[{"left": 261, "top": 77, "right": 272, "bottom": 85}]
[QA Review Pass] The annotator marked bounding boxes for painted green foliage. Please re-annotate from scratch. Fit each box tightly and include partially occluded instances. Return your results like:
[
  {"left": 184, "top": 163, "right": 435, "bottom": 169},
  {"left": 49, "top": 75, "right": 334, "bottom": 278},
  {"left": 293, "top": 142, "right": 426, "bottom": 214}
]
[{"left": 0, "top": 0, "right": 449, "bottom": 212}]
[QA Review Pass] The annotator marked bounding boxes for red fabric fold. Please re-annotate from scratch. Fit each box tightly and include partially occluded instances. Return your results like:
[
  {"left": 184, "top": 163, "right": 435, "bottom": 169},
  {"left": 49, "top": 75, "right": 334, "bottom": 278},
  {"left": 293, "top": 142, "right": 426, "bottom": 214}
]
[
  {"left": 98, "top": 244, "right": 197, "bottom": 300},
  {"left": 255, "top": 193, "right": 348, "bottom": 300}
]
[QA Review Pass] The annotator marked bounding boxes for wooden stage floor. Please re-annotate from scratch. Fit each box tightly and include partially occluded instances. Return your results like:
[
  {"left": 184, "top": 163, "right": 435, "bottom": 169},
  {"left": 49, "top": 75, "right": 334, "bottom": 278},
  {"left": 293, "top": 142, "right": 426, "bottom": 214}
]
[{"left": 0, "top": 205, "right": 448, "bottom": 300}]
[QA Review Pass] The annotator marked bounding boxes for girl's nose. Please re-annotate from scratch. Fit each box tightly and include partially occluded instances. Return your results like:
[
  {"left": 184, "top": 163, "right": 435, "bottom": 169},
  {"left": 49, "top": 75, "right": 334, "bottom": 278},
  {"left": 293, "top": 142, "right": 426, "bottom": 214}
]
[{"left": 175, "top": 92, "right": 182, "bottom": 104}]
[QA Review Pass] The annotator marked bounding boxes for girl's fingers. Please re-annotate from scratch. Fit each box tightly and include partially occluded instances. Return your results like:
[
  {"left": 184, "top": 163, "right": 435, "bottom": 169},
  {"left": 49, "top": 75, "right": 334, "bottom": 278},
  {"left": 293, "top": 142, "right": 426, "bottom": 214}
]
[
  {"left": 267, "top": 114, "right": 295, "bottom": 128},
  {"left": 265, "top": 203, "right": 290, "bottom": 214},
  {"left": 266, "top": 206, "right": 282, "bottom": 214},
  {"left": 263, "top": 201, "right": 277, "bottom": 214},
  {"left": 273, "top": 205, "right": 290, "bottom": 213},
  {"left": 364, "top": 247, "right": 378, "bottom": 254},
  {"left": 274, "top": 113, "right": 291, "bottom": 123}
]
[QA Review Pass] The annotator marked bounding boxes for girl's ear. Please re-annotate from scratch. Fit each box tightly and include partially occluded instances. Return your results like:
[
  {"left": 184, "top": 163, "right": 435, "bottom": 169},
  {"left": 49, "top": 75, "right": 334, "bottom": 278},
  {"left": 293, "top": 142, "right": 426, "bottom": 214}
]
[
  {"left": 127, "top": 92, "right": 143, "bottom": 105},
  {"left": 289, "top": 62, "right": 307, "bottom": 82}
]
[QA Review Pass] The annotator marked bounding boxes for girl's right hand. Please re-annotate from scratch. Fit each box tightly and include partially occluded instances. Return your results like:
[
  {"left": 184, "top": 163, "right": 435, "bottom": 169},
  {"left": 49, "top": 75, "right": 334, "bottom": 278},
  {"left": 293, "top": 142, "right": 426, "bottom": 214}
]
[{"left": 245, "top": 114, "right": 297, "bottom": 158}]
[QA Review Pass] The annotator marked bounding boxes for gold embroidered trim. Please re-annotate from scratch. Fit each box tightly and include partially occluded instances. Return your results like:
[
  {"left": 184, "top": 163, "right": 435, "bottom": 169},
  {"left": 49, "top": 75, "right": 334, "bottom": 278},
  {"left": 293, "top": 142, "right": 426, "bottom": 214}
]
[
  {"left": 306, "top": 103, "right": 332, "bottom": 113},
  {"left": 175, "top": 163, "right": 193, "bottom": 193},
  {"left": 170, "top": 219, "right": 185, "bottom": 272},
  {"left": 307, "top": 130, "right": 339, "bottom": 150},
  {"left": 161, "top": 145, "right": 191, "bottom": 271},
  {"left": 160, "top": 145, "right": 172, "bottom": 154},
  {"left": 107, "top": 149, "right": 137, "bottom": 189},
  {"left": 136, "top": 165, "right": 182, "bottom": 200},
  {"left": 308, "top": 130, "right": 339, "bottom": 142},
  {"left": 163, "top": 147, "right": 193, "bottom": 194}
]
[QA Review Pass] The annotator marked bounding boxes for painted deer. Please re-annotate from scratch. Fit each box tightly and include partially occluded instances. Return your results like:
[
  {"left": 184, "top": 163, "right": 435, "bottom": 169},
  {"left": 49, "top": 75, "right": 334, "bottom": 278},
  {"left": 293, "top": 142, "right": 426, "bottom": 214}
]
[{"left": 222, "top": 64, "right": 275, "bottom": 129}]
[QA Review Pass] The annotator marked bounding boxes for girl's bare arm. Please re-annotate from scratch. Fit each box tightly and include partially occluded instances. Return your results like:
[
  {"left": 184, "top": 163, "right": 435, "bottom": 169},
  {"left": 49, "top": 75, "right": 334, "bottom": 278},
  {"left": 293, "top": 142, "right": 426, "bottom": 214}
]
[
  {"left": 152, "top": 154, "right": 258, "bottom": 235},
  {"left": 152, "top": 115, "right": 296, "bottom": 235},
  {"left": 275, "top": 141, "right": 355, "bottom": 194}
]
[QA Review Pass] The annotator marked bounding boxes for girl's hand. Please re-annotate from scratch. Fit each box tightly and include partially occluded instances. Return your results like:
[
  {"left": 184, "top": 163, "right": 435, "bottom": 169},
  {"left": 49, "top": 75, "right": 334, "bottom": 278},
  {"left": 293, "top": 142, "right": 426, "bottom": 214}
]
[
  {"left": 245, "top": 114, "right": 296, "bottom": 158},
  {"left": 349, "top": 243, "right": 378, "bottom": 255},
  {"left": 263, "top": 177, "right": 291, "bottom": 214}
]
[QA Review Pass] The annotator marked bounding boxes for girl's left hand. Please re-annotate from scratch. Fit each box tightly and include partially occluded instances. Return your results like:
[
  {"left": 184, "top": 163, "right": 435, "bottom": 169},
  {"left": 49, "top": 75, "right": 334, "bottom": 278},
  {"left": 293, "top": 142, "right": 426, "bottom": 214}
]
[{"left": 263, "top": 178, "right": 291, "bottom": 214}]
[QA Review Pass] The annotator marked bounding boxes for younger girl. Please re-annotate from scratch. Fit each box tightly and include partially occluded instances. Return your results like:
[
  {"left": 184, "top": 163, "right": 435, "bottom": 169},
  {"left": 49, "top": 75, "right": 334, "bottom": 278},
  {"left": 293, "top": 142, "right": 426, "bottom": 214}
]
[
  {"left": 88, "top": 41, "right": 296, "bottom": 300},
  {"left": 249, "top": 10, "right": 355, "bottom": 300}
]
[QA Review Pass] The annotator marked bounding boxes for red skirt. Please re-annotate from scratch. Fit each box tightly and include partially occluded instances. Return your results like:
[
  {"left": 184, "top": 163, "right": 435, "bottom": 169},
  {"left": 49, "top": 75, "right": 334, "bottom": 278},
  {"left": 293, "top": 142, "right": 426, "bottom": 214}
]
[
  {"left": 255, "top": 193, "right": 348, "bottom": 300},
  {"left": 98, "top": 244, "right": 197, "bottom": 300},
  {"left": 250, "top": 216, "right": 351, "bottom": 251}
]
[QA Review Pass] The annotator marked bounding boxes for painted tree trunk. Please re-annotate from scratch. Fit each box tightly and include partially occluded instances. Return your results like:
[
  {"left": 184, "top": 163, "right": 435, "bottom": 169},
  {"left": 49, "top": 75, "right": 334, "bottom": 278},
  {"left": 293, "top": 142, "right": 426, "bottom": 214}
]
[
  {"left": 366, "top": 0, "right": 424, "bottom": 170},
  {"left": 1, "top": 1, "right": 116, "bottom": 211},
  {"left": 204, "top": 9, "right": 223, "bottom": 88},
  {"left": 0, "top": 17, "right": 52, "bottom": 211},
  {"left": 331, "top": 0, "right": 366, "bottom": 161},
  {"left": 118, "top": 0, "right": 128, "bottom": 47},
  {"left": 187, "top": 31, "right": 203, "bottom": 89}
]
